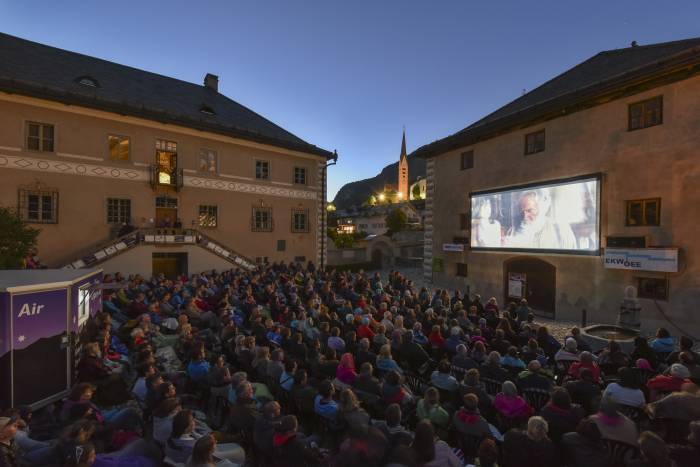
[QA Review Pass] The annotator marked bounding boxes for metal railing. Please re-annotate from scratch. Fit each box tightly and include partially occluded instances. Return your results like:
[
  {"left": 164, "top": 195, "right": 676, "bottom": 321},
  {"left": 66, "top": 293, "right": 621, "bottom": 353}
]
[{"left": 62, "top": 228, "right": 255, "bottom": 271}]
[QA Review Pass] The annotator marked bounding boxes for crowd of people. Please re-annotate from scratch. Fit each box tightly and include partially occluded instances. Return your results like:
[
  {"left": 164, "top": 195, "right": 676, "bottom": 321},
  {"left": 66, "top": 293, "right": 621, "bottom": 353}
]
[{"left": 1, "top": 262, "right": 699, "bottom": 467}]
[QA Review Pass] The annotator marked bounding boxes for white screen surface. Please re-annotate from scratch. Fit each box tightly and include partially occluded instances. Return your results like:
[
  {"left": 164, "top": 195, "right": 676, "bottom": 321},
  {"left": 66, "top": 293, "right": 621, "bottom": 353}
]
[{"left": 470, "top": 177, "right": 599, "bottom": 252}]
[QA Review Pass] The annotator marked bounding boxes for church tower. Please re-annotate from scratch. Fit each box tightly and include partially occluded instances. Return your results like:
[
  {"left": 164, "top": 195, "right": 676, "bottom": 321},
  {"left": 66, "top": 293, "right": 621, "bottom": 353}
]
[{"left": 397, "top": 129, "right": 409, "bottom": 200}]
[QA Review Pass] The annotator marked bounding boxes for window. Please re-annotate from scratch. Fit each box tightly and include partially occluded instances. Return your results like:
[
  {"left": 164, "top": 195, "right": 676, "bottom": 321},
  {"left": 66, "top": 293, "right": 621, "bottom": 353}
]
[
  {"left": 629, "top": 96, "right": 663, "bottom": 131},
  {"left": 26, "top": 122, "right": 54, "bottom": 152},
  {"left": 524, "top": 129, "right": 545, "bottom": 155},
  {"left": 108, "top": 135, "right": 130, "bottom": 161},
  {"left": 156, "top": 196, "right": 178, "bottom": 208},
  {"left": 19, "top": 189, "right": 58, "bottom": 223},
  {"left": 456, "top": 263, "right": 468, "bottom": 277},
  {"left": 459, "top": 213, "right": 469, "bottom": 231},
  {"left": 637, "top": 277, "right": 668, "bottom": 301},
  {"left": 460, "top": 150, "right": 474, "bottom": 170},
  {"left": 155, "top": 139, "right": 178, "bottom": 186},
  {"left": 198, "top": 148, "right": 217, "bottom": 174},
  {"left": 76, "top": 76, "right": 99, "bottom": 87},
  {"left": 277, "top": 240, "right": 286, "bottom": 251},
  {"left": 198, "top": 205, "right": 218, "bottom": 228},
  {"left": 294, "top": 167, "right": 307, "bottom": 185},
  {"left": 291, "top": 208, "right": 309, "bottom": 233},
  {"left": 106, "top": 198, "right": 131, "bottom": 224},
  {"left": 626, "top": 198, "right": 661, "bottom": 226},
  {"left": 252, "top": 207, "right": 273, "bottom": 231},
  {"left": 255, "top": 160, "right": 270, "bottom": 180},
  {"left": 199, "top": 105, "right": 216, "bottom": 116}
]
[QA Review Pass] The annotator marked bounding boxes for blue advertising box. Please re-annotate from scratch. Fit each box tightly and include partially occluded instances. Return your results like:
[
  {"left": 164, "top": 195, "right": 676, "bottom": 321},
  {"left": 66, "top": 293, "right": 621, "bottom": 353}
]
[{"left": 0, "top": 269, "right": 102, "bottom": 409}]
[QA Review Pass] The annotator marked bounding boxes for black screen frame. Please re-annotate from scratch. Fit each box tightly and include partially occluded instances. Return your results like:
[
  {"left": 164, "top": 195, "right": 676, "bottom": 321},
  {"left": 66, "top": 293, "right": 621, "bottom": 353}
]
[{"left": 469, "top": 172, "right": 602, "bottom": 256}]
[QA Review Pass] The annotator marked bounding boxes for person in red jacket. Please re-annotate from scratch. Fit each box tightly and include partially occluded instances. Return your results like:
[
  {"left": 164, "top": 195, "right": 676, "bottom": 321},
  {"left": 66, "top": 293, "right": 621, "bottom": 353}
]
[
  {"left": 647, "top": 363, "right": 692, "bottom": 401},
  {"left": 428, "top": 325, "right": 445, "bottom": 349},
  {"left": 569, "top": 351, "right": 601, "bottom": 383}
]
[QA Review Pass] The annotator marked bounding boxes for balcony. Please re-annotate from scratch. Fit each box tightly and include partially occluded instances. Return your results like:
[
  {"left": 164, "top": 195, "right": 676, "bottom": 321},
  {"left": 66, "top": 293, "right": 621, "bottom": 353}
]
[{"left": 150, "top": 164, "right": 184, "bottom": 191}]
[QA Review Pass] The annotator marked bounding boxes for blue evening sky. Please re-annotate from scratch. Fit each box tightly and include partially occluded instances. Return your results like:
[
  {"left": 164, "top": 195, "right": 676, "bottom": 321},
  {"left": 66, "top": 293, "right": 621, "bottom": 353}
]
[{"left": 2, "top": 1, "right": 698, "bottom": 198}]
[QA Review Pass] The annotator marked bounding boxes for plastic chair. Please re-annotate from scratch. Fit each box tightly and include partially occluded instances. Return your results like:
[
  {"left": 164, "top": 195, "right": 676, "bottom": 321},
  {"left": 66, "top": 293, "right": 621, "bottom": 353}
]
[
  {"left": 603, "top": 439, "right": 639, "bottom": 467},
  {"left": 522, "top": 388, "right": 550, "bottom": 413}
]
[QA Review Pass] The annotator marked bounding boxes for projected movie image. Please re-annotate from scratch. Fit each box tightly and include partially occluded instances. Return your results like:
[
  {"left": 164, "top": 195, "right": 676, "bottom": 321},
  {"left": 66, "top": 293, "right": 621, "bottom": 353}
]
[{"left": 470, "top": 177, "right": 599, "bottom": 252}]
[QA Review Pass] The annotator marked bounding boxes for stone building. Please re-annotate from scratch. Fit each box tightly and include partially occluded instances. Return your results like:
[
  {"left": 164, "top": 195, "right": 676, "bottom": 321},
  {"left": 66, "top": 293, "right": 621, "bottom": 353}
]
[
  {"left": 415, "top": 38, "right": 700, "bottom": 337},
  {"left": 0, "top": 33, "right": 334, "bottom": 277}
]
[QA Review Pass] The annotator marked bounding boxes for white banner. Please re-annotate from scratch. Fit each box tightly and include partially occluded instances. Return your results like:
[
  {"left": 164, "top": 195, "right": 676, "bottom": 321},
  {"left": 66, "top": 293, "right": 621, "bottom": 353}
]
[
  {"left": 442, "top": 243, "right": 465, "bottom": 252},
  {"left": 603, "top": 248, "right": 678, "bottom": 273}
]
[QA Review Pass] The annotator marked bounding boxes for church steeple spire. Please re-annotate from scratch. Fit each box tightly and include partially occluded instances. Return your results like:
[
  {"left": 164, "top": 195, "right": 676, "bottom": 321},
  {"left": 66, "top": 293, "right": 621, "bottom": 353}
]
[
  {"left": 397, "top": 127, "right": 409, "bottom": 200},
  {"left": 400, "top": 127, "right": 407, "bottom": 161}
]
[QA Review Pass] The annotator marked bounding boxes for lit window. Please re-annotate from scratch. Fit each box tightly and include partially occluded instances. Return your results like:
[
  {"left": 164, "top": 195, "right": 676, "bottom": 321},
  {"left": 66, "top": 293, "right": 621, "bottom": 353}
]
[
  {"left": 198, "top": 205, "right": 218, "bottom": 228},
  {"left": 108, "top": 135, "right": 130, "bottom": 161}
]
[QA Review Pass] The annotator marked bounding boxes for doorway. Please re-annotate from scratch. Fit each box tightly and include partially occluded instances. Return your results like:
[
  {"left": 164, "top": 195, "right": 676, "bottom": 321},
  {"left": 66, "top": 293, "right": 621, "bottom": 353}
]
[
  {"left": 152, "top": 252, "right": 188, "bottom": 278},
  {"left": 155, "top": 196, "right": 178, "bottom": 228},
  {"left": 504, "top": 257, "right": 556, "bottom": 318}
]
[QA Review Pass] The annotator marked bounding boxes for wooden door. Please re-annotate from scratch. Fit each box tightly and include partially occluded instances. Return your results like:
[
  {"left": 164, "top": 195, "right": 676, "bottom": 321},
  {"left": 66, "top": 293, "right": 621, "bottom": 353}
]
[
  {"left": 152, "top": 253, "right": 187, "bottom": 278},
  {"left": 155, "top": 208, "right": 177, "bottom": 228}
]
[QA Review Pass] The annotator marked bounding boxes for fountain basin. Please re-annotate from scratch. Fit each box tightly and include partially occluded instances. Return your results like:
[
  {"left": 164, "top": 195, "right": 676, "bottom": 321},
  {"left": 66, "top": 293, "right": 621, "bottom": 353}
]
[{"left": 580, "top": 324, "right": 640, "bottom": 354}]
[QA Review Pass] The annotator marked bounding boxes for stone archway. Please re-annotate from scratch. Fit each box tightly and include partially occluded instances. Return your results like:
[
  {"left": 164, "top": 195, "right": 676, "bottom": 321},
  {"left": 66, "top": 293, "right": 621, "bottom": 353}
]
[
  {"left": 369, "top": 240, "right": 393, "bottom": 268},
  {"left": 504, "top": 256, "right": 556, "bottom": 318}
]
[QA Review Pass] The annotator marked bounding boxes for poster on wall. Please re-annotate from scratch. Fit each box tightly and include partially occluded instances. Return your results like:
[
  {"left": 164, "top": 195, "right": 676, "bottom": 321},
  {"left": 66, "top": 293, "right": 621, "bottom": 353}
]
[
  {"left": 508, "top": 273, "right": 525, "bottom": 299},
  {"left": 471, "top": 175, "right": 600, "bottom": 254}
]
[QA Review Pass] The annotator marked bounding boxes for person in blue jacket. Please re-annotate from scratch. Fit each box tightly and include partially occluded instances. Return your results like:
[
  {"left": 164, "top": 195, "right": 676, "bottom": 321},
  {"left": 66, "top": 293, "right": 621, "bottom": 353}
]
[{"left": 651, "top": 328, "right": 675, "bottom": 354}]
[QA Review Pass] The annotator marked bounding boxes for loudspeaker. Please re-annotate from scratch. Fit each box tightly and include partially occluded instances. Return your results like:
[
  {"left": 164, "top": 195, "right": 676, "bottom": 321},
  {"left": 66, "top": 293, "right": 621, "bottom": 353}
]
[{"left": 606, "top": 236, "right": 647, "bottom": 248}]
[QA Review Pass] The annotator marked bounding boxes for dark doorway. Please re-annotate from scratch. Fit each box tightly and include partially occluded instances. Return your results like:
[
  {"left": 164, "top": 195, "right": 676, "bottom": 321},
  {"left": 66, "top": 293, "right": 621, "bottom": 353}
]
[
  {"left": 504, "top": 257, "right": 556, "bottom": 318},
  {"left": 371, "top": 249, "right": 383, "bottom": 269},
  {"left": 152, "top": 252, "right": 187, "bottom": 278}
]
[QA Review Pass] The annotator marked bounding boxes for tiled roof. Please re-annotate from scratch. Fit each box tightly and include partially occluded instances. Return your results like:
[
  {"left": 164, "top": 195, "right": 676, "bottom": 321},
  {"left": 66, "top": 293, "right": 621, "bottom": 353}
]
[
  {"left": 0, "top": 33, "right": 333, "bottom": 158},
  {"left": 415, "top": 37, "right": 700, "bottom": 158}
]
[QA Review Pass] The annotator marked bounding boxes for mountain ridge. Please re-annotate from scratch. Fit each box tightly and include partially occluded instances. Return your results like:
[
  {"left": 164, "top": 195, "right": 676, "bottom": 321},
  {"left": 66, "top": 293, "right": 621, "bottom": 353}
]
[{"left": 332, "top": 154, "right": 426, "bottom": 209}]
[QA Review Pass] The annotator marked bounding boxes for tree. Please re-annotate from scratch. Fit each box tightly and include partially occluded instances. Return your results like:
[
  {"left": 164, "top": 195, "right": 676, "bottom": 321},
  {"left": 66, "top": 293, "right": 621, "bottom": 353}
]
[
  {"left": 385, "top": 208, "right": 407, "bottom": 235},
  {"left": 0, "top": 206, "right": 39, "bottom": 269},
  {"left": 412, "top": 183, "right": 422, "bottom": 200}
]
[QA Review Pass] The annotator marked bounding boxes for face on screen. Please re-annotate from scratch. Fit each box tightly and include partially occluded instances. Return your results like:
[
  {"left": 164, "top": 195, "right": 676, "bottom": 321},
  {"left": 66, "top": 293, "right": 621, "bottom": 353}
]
[{"left": 470, "top": 178, "right": 599, "bottom": 252}]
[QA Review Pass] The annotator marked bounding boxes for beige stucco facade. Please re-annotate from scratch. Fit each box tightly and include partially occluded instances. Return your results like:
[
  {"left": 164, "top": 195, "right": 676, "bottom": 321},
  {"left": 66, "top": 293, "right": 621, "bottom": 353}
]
[
  {"left": 0, "top": 93, "right": 326, "bottom": 273},
  {"left": 425, "top": 76, "right": 700, "bottom": 337}
]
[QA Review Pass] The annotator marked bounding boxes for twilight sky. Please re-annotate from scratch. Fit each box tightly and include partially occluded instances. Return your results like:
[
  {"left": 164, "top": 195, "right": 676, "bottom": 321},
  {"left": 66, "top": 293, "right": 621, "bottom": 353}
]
[{"left": 2, "top": 1, "right": 699, "bottom": 198}]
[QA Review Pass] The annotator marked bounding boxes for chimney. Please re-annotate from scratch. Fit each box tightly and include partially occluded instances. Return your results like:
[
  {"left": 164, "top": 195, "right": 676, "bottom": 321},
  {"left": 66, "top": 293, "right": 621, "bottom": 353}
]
[{"left": 204, "top": 73, "right": 219, "bottom": 92}]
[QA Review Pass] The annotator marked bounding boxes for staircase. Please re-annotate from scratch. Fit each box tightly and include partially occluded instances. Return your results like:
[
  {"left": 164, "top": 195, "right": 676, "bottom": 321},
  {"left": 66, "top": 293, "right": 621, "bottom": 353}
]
[{"left": 62, "top": 228, "right": 256, "bottom": 271}]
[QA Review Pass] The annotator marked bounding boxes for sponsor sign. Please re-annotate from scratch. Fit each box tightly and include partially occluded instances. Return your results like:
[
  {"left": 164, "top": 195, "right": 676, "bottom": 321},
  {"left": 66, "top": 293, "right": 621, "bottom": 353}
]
[
  {"left": 442, "top": 243, "right": 465, "bottom": 252},
  {"left": 603, "top": 248, "right": 678, "bottom": 273},
  {"left": 12, "top": 289, "right": 68, "bottom": 350}
]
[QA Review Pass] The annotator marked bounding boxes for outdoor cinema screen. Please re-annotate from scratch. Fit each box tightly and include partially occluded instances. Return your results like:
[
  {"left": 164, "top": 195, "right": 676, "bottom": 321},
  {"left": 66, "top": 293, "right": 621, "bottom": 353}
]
[{"left": 470, "top": 175, "right": 600, "bottom": 253}]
